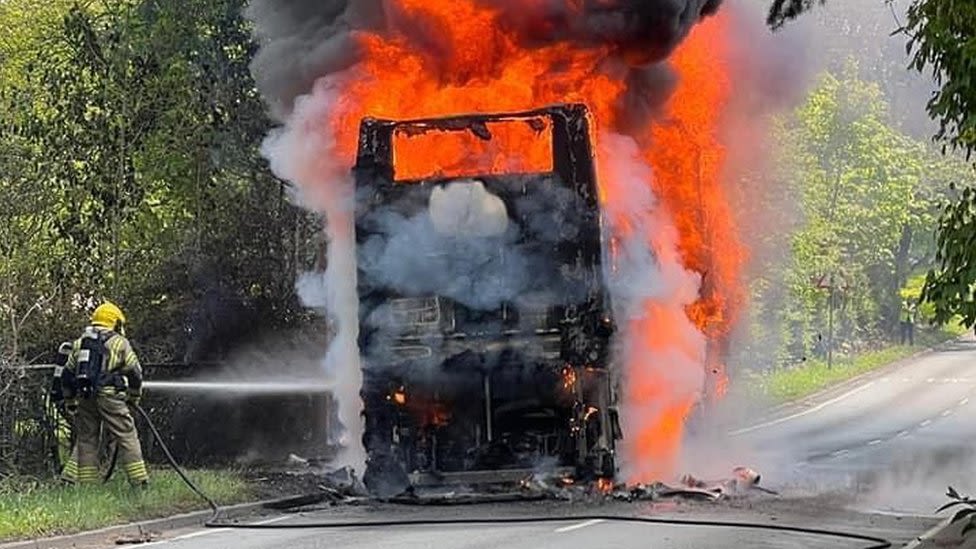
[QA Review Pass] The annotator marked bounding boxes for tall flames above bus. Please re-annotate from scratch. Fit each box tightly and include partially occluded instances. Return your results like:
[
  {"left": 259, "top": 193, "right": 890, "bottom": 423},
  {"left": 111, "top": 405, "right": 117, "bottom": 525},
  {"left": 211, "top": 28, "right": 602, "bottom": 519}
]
[{"left": 248, "top": 0, "right": 745, "bottom": 482}]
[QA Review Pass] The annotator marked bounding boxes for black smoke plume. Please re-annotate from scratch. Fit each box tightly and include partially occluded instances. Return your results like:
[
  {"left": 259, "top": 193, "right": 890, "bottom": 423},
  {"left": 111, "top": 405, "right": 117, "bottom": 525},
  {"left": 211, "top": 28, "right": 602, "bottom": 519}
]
[
  {"left": 245, "top": 0, "right": 383, "bottom": 120},
  {"left": 484, "top": 0, "right": 722, "bottom": 65}
]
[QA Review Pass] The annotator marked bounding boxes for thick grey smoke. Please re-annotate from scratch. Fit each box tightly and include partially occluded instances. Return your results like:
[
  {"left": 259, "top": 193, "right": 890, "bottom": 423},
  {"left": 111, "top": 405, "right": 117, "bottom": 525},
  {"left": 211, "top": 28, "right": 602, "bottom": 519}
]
[
  {"left": 356, "top": 177, "right": 601, "bottom": 377},
  {"left": 246, "top": 0, "right": 382, "bottom": 120},
  {"left": 247, "top": 0, "right": 722, "bottom": 120},
  {"left": 357, "top": 179, "right": 588, "bottom": 311}
]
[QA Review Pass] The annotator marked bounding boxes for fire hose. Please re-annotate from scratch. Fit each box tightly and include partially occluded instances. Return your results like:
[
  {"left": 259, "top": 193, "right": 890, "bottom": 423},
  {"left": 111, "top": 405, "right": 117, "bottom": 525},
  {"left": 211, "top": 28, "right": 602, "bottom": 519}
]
[{"left": 134, "top": 404, "right": 893, "bottom": 548}]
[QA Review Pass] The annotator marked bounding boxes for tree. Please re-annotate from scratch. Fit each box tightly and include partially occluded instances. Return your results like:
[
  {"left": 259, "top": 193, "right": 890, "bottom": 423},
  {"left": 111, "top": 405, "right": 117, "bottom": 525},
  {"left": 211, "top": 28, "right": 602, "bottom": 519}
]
[
  {"left": 741, "top": 65, "right": 971, "bottom": 368},
  {"left": 785, "top": 66, "right": 924, "bottom": 345},
  {"left": 911, "top": 1, "right": 976, "bottom": 325},
  {"left": 766, "top": 0, "right": 976, "bottom": 328}
]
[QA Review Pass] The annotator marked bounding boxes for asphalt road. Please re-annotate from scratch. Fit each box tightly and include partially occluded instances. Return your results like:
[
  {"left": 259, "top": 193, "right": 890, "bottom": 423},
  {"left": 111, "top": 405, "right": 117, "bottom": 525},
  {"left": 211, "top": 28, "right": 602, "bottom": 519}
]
[
  {"left": 118, "top": 501, "right": 930, "bottom": 549},
  {"left": 121, "top": 338, "right": 976, "bottom": 549},
  {"left": 121, "top": 513, "right": 919, "bottom": 549},
  {"left": 726, "top": 337, "right": 976, "bottom": 515}
]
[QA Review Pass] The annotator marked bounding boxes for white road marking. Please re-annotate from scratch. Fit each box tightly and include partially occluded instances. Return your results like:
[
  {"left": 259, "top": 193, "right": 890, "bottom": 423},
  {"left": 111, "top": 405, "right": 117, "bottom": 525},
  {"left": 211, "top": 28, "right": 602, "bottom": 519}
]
[
  {"left": 555, "top": 519, "right": 605, "bottom": 533},
  {"left": 126, "top": 515, "right": 291, "bottom": 547},
  {"left": 172, "top": 528, "right": 230, "bottom": 540},
  {"left": 867, "top": 439, "right": 882, "bottom": 446},
  {"left": 729, "top": 381, "right": 876, "bottom": 436},
  {"left": 920, "top": 419, "right": 932, "bottom": 427},
  {"left": 960, "top": 397, "right": 970, "bottom": 407},
  {"left": 942, "top": 409, "right": 953, "bottom": 417},
  {"left": 902, "top": 377, "right": 976, "bottom": 384},
  {"left": 831, "top": 449, "right": 850, "bottom": 458},
  {"left": 256, "top": 516, "right": 294, "bottom": 525},
  {"left": 897, "top": 430, "right": 910, "bottom": 438}
]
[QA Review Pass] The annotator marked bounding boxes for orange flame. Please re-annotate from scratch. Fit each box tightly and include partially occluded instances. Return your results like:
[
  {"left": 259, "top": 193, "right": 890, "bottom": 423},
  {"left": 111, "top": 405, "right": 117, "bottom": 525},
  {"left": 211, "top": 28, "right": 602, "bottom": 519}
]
[
  {"left": 331, "top": 2, "right": 623, "bottom": 159},
  {"left": 325, "top": 1, "right": 743, "bottom": 482},
  {"left": 392, "top": 118, "right": 554, "bottom": 181},
  {"left": 561, "top": 365, "right": 578, "bottom": 392},
  {"left": 647, "top": 17, "right": 742, "bottom": 404},
  {"left": 390, "top": 388, "right": 408, "bottom": 406}
]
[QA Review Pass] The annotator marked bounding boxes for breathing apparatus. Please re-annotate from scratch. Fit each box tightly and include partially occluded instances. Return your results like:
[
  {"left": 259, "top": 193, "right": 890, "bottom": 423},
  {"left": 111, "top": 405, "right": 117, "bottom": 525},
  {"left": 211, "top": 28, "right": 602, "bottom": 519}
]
[{"left": 75, "top": 303, "right": 127, "bottom": 399}]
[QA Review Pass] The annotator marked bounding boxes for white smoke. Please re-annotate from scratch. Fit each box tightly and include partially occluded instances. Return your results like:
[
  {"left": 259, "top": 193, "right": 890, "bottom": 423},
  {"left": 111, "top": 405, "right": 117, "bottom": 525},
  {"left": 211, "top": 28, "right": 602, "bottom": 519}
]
[
  {"left": 429, "top": 181, "right": 510, "bottom": 237},
  {"left": 598, "top": 132, "right": 706, "bottom": 481},
  {"left": 357, "top": 177, "right": 587, "bottom": 314},
  {"left": 261, "top": 74, "right": 367, "bottom": 473}
]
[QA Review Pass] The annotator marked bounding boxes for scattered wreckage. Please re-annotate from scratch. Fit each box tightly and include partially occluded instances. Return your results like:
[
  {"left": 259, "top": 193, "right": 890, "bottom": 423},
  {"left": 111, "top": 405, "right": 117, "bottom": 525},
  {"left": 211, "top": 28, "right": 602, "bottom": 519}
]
[
  {"left": 283, "top": 462, "right": 777, "bottom": 506},
  {"left": 521, "top": 466, "right": 778, "bottom": 503}
]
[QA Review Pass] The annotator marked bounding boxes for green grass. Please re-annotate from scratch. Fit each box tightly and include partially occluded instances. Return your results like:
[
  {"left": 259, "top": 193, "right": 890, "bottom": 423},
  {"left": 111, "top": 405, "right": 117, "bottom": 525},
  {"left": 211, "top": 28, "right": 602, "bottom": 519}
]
[
  {"left": 938, "top": 317, "right": 971, "bottom": 339},
  {"left": 757, "top": 321, "right": 969, "bottom": 402},
  {"left": 0, "top": 470, "right": 251, "bottom": 542}
]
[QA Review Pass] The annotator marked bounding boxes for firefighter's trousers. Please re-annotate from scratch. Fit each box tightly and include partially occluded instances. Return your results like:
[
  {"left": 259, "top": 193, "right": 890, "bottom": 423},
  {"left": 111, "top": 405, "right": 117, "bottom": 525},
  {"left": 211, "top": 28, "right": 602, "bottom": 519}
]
[{"left": 61, "top": 394, "right": 148, "bottom": 484}]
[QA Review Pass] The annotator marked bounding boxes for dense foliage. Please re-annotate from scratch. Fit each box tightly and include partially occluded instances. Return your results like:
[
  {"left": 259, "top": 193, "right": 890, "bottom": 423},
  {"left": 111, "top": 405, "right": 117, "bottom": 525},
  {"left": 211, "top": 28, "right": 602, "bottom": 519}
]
[
  {"left": 0, "top": 0, "right": 329, "bottom": 477},
  {"left": 766, "top": 0, "right": 976, "bottom": 328},
  {"left": 740, "top": 65, "right": 974, "bottom": 369},
  {"left": 0, "top": 0, "right": 320, "bottom": 372},
  {"left": 912, "top": 1, "right": 976, "bottom": 325}
]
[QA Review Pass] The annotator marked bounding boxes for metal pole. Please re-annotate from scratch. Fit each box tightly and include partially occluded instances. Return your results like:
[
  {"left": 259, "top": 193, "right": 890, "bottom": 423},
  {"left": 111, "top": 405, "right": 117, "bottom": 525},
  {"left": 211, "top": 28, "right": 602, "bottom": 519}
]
[
  {"left": 483, "top": 373, "right": 493, "bottom": 442},
  {"left": 827, "top": 274, "right": 834, "bottom": 369}
]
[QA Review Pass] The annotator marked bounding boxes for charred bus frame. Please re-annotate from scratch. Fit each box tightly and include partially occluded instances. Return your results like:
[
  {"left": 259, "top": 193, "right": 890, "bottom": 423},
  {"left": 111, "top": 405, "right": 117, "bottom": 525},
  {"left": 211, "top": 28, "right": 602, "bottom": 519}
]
[{"left": 353, "top": 104, "right": 620, "bottom": 493}]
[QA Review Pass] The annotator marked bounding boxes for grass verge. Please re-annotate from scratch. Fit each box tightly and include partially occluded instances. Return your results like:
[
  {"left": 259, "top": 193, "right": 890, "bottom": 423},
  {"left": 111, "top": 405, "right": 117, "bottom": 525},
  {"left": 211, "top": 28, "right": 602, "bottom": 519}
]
[
  {"left": 757, "top": 321, "right": 969, "bottom": 403},
  {"left": 0, "top": 469, "right": 251, "bottom": 542}
]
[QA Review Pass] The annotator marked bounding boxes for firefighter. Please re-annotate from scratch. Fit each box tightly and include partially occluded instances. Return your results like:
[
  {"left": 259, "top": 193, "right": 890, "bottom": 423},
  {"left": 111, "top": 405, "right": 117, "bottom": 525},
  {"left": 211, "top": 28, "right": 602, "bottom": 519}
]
[{"left": 61, "top": 302, "right": 149, "bottom": 487}]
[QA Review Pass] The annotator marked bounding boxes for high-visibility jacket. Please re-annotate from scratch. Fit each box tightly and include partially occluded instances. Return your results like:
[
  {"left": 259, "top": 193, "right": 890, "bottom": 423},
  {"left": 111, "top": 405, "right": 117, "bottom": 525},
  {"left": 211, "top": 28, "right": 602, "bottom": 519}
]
[
  {"left": 900, "top": 304, "right": 917, "bottom": 323},
  {"left": 64, "top": 326, "right": 143, "bottom": 401}
]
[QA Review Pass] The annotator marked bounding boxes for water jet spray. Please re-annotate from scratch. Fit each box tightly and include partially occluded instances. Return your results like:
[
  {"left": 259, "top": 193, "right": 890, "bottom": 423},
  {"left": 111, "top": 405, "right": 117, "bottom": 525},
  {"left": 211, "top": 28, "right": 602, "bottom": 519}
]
[{"left": 143, "top": 380, "right": 332, "bottom": 395}]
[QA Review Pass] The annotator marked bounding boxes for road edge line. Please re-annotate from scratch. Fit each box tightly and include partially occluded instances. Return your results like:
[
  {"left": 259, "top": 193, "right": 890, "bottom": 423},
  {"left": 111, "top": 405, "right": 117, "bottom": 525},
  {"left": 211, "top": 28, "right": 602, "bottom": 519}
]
[{"left": 731, "top": 335, "right": 971, "bottom": 432}]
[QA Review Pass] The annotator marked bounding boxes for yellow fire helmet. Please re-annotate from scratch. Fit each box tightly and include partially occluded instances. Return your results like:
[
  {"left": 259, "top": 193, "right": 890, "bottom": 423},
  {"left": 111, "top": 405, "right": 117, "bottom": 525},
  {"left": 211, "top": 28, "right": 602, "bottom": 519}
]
[{"left": 91, "top": 302, "right": 127, "bottom": 333}]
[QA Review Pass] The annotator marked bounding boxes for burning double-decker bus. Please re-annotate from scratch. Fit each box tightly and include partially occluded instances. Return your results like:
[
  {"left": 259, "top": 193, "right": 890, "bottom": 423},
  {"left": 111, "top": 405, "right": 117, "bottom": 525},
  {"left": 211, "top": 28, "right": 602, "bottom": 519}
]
[{"left": 354, "top": 104, "right": 620, "bottom": 494}]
